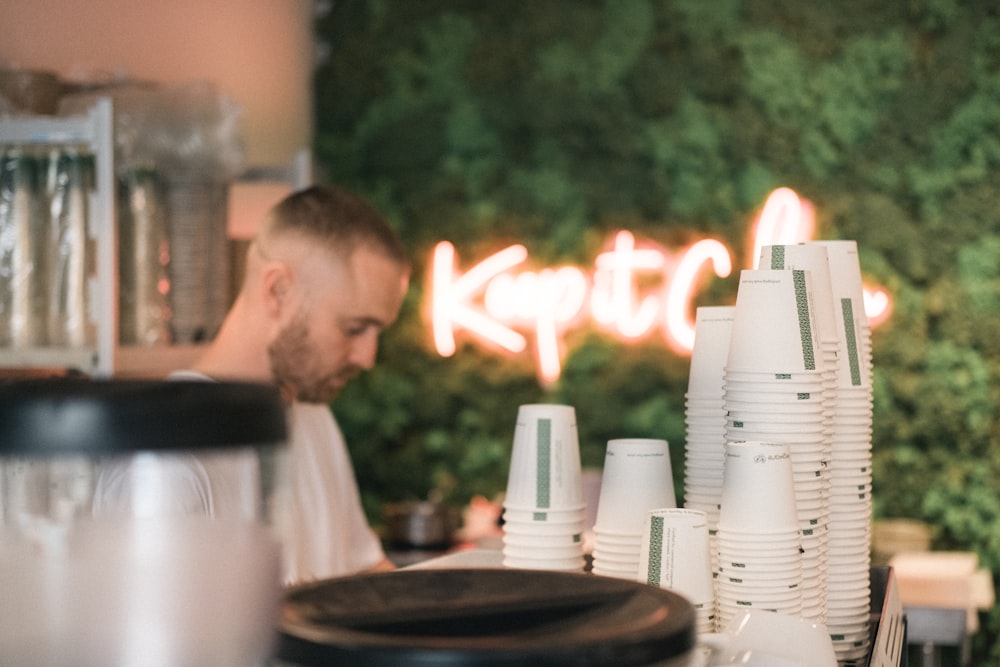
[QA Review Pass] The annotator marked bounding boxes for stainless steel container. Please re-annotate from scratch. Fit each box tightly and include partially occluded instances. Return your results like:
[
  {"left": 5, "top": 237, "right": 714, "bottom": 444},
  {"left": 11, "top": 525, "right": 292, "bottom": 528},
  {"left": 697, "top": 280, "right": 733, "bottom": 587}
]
[
  {"left": 0, "top": 378, "right": 288, "bottom": 667},
  {"left": 384, "top": 500, "right": 458, "bottom": 550}
]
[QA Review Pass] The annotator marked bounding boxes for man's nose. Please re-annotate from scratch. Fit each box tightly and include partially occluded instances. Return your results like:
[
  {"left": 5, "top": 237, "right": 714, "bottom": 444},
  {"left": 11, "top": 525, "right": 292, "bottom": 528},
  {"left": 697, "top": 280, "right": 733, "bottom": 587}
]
[{"left": 350, "top": 331, "right": 379, "bottom": 370}]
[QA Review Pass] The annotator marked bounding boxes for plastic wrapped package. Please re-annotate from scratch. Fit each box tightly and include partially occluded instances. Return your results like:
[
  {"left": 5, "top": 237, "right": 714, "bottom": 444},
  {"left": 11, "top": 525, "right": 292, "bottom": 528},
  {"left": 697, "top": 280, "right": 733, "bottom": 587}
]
[
  {"left": 45, "top": 149, "right": 97, "bottom": 348},
  {"left": 0, "top": 150, "right": 47, "bottom": 348},
  {"left": 62, "top": 81, "right": 246, "bottom": 345},
  {"left": 118, "top": 169, "right": 171, "bottom": 346},
  {"left": 0, "top": 68, "right": 63, "bottom": 116}
]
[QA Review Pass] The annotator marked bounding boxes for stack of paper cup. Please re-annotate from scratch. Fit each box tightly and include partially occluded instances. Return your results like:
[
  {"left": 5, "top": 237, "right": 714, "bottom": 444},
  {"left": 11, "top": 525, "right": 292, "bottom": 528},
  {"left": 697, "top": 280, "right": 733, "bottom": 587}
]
[
  {"left": 757, "top": 244, "right": 841, "bottom": 620},
  {"left": 502, "top": 404, "right": 586, "bottom": 572},
  {"left": 812, "top": 240, "right": 874, "bottom": 665},
  {"left": 637, "top": 508, "right": 715, "bottom": 633},
  {"left": 716, "top": 441, "right": 803, "bottom": 628},
  {"left": 592, "top": 438, "right": 676, "bottom": 580},
  {"left": 723, "top": 268, "right": 832, "bottom": 622},
  {"left": 683, "top": 307, "right": 735, "bottom": 550}
]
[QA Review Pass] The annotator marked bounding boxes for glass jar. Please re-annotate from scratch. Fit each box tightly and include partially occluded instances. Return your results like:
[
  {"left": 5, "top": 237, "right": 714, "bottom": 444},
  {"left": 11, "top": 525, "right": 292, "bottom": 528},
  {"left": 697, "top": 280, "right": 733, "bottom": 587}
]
[{"left": 0, "top": 378, "right": 288, "bottom": 667}]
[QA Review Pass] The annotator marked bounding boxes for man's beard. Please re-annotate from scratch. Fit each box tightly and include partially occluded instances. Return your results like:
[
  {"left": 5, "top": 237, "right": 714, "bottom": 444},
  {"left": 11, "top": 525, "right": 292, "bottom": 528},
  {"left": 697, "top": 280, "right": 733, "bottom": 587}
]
[{"left": 268, "top": 315, "right": 348, "bottom": 404}]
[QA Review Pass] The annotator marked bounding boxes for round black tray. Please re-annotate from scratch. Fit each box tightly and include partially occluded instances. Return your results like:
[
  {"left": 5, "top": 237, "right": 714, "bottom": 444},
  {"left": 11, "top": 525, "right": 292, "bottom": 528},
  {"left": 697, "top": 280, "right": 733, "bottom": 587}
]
[{"left": 278, "top": 567, "right": 695, "bottom": 666}]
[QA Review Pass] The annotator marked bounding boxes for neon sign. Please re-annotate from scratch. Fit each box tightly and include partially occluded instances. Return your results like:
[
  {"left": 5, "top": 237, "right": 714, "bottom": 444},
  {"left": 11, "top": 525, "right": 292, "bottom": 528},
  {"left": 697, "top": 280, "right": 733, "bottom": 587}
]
[{"left": 430, "top": 188, "right": 891, "bottom": 384}]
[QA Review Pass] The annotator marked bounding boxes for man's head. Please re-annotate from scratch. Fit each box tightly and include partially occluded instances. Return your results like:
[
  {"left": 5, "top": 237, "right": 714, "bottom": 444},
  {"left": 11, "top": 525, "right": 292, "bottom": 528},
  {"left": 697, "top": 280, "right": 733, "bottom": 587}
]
[{"left": 248, "top": 185, "right": 409, "bottom": 403}]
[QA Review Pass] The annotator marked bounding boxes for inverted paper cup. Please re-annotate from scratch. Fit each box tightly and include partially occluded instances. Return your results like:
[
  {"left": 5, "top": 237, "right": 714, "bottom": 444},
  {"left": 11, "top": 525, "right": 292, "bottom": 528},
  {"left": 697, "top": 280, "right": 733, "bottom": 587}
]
[
  {"left": 717, "top": 589, "right": 805, "bottom": 605},
  {"left": 592, "top": 568, "right": 641, "bottom": 581},
  {"left": 723, "top": 388, "right": 825, "bottom": 404},
  {"left": 723, "top": 369, "right": 828, "bottom": 384},
  {"left": 501, "top": 531, "right": 584, "bottom": 548},
  {"left": 502, "top": 543, "right": 583, "bottom": 560},
  {"left": 718, "top": 554, "right": 804, "bottom": 572},
  {"left": 593, "top": 438, "right": 676, "bottom": 534},
  {"left": 723, "top": 399, "right": 826, "bottom": 415},
  {"left": 502, "top": 555, "right": 584, "bottom": 571},
  {"left": 760, "top": 243, "right": 839, "bottom": 347},
  {"left": 725, "top": 408, "right": 828, "bottom": 424},
  {"left": 592, "top": 534, "right": 644, "bottom": 549},
  {"left": 727, "top": 423, "right": 832, "bottom": 440},
  {"left": 501, "top": 520, "right": 585, "bottom": 536},
  {"left": 688, "top": 306, "right": 736, "bottom": 397},
  {"left": 501, "top": 506, "right": 586, "bottom": 522},
  {"left": 723, "top": 378, "right": 829, "bottom": 393},
  {"left": 719, "top": 441, "right": 798, "bottom": 533},
  {"left": 715, "top": 538, "right": 802, "bottom": 555},
  {"left": 636, "top": 509, "right": 713, "bottom": 605},
  {"left": 594, "top": 530, "right": 642, "bottom": 549},
  {"left": 717, "top": 578, "right": 802, "bottom": 595},
  {"left": 592, "top": 552, "right": 641, "bottom": 568},
  {"left": 504, "top": 404, "right": 583, "bottom": 510},
  {"left": 727, "top": 269, "right": 823, "bottom": 374},
  {"left": 809, "top": 240, "right": 871, "bottom": 390}
]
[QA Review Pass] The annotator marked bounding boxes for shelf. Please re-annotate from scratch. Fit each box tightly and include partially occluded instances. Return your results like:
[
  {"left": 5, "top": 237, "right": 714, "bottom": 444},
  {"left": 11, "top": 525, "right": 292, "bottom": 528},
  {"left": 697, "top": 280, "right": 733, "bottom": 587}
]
[
  {"left": 2, "top": 98, "right": 311, "bottom": 379},
  {"left": 0, "top": 97, "right": 116, "bottom": 376},
  {"left": 113, "top": 344, "right": 206, "bottom": 378}
]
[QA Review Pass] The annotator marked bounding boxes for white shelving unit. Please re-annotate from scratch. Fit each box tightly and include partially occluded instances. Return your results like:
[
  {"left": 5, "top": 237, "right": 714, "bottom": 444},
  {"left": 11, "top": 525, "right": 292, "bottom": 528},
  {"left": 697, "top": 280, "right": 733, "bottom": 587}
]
[
  {"left": 0, "top": 97, "right": 116, "bottom": 376},
  {"left": 1, "top": 98, "right": 312, "bottom": 379}
]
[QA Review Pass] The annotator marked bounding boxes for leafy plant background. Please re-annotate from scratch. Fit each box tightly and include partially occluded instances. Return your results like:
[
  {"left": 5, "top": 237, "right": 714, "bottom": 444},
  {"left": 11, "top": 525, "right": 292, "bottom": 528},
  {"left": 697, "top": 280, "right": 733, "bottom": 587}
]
[{"left": 315, "top": 1, "right": 1000, "bottom": 662}]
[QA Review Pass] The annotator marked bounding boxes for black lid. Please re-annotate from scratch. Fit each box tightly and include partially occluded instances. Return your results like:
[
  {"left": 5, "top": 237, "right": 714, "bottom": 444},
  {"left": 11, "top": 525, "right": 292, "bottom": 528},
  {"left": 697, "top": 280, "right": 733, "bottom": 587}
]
[
  {"left": 0, "top": 378, "right": 287, "bottom": 456},
  {"left": 277, "top": 568, "right": 696, "bottom": 666}
]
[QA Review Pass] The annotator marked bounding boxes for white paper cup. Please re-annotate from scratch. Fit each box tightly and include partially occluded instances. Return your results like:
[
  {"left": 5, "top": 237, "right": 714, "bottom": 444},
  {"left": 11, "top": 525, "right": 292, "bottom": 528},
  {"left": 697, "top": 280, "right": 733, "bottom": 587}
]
[
  {"left": 701, "top": 609, "right": 838, "bottom": 667},
  {"left": 688, "top": 306, "right": 736, "bottom": 397},
  {"left": 724, "top": 399, "right": 826, "bottom": 415},
  {"left": 593, "top": 438, "right": 676, "bottom": 534},
  {"left": 501, "top": 506, "right": 586, "bottom": 522},
  {"left": 636, "top": 509, "right": 713, "bottom": 603},
  {"left": 760, "top": 243, "right": 839, "bottom": 346},
  {"left": 501, "top": 531, "right": 584, "bottom": 548},
  {"left": 592, "top": 568, "right": 641, "bottom": 581},
  {"left": 723, "top": 368, "right": 827, "bottom": 384},
  {"left": 592, "top": 538, "right": 644, "bottom": 555},
  {"left": 718, "top": 441, "right": 798, "bottom": 533},
  {"left": 502, "top": 543, "right": 583, "bottom": 560},
  {"left": 592, "top": 550, "right": 641, "bottom": 566},
  {"left": 592, "top": 528, "right": 644, "bottom": 541},
  {"left": 727, "top": 269, "right": 823, "bottom": 374},
  {"left": 502, "top": 557, "right": 585, "bottom": 572},
  {"left": 723, "top": 387, "right": 825, "bottom": 404},
  {"left": 501, "top": 519, "right": 585, "bottom": 536},
  {"left": 505, "top": 404, "right": 583, "bottom": 510},
  {"left": 809, "top": 240, "right": 871, "bottom": 389},
  {"left": 726, "top": 422, "right": 826, "bottom": 437}
]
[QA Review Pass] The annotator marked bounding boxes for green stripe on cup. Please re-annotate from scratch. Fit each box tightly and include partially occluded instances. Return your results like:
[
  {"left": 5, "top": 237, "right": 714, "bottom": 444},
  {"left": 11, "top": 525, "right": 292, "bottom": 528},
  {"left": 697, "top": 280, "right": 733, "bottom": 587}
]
[
  {"left": 770, "top": 245, "right": 786, "bottom": 269},
  {"left": 646, "top": 515, "right": 664, "bottom": 585},
  {"left": 841, "top": 298, "right": 862, "bottom": 386},
  {"left": 536, "top": 418, "right": 552, "bottom": 508},
  {"left": 792, "top": 270, "right": 816, "bottom": 370}
]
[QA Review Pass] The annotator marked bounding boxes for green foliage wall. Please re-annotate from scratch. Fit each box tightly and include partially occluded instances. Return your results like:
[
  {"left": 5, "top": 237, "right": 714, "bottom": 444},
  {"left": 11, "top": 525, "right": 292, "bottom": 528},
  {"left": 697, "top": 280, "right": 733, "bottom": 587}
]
[{"left": 316, "top": 1, "right": 1000, "bottom": 661}]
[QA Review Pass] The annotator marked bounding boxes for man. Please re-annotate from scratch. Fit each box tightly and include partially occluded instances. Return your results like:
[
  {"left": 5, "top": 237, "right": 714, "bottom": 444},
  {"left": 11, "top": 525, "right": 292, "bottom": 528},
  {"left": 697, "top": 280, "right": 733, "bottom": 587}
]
[{"left": 180, "top": 184, "right": 409, "bottom": 583}]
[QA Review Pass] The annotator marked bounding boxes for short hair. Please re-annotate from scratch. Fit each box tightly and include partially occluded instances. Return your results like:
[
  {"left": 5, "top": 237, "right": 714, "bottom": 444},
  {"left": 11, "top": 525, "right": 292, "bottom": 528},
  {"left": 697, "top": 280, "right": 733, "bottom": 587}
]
[{"left": 265, "top": 185, "right": 408, "bottom": 267}]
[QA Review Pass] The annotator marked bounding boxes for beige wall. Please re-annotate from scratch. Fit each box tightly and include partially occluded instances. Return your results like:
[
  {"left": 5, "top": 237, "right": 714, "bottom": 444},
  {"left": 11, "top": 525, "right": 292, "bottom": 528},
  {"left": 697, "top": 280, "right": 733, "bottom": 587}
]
[{"left": 0, "top": 0, "right": 313, "bottom": 166}]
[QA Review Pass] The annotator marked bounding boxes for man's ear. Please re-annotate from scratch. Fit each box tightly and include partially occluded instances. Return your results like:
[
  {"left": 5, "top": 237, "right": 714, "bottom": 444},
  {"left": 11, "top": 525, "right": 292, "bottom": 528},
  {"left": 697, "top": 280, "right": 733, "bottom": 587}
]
[{"left": 260, "top": 260, "right": 294, "bottom": 320}]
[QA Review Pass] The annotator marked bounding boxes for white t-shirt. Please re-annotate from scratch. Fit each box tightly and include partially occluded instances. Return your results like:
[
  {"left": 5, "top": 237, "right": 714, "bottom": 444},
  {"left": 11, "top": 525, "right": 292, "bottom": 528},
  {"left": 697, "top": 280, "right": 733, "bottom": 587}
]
[
  {"left": 93, "top": 371, "right": 386, "bottom": 586},
  {"left": 281, "top": 402, "right": 385, "bottom": 585}
]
